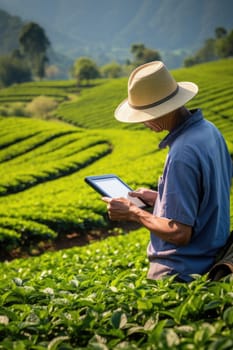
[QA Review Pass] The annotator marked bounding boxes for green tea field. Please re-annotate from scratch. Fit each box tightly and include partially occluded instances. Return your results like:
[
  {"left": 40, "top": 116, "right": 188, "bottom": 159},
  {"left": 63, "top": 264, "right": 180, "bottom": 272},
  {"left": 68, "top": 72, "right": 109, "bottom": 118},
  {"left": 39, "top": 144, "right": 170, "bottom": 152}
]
[
  {"left": 0, "top": 59, "right": 233, "bottom": 349},
  {"left": 0, "top": 229, "right": 232, "bottom": 349}
]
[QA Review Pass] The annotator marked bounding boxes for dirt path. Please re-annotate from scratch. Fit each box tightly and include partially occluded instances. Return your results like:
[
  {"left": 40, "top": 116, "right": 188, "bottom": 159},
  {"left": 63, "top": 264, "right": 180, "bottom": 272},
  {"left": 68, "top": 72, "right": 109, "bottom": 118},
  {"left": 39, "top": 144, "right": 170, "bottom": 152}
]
[{"left": 0, "top": 222, "right": 141, "bottom": 262}]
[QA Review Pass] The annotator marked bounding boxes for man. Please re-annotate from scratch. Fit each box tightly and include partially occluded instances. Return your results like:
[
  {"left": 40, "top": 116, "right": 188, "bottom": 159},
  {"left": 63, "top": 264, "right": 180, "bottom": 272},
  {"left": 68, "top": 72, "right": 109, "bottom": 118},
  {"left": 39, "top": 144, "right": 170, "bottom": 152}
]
[{"left": 102, "top": 61, "right": 232, "bottom": 282}]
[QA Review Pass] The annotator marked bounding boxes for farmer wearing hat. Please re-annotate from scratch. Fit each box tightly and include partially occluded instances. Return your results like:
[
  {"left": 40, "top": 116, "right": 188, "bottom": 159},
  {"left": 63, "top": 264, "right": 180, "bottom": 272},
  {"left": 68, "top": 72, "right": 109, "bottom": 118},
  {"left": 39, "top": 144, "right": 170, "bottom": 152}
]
[{"left": 102, "top": 61, "right": 232, "bottom": 282}]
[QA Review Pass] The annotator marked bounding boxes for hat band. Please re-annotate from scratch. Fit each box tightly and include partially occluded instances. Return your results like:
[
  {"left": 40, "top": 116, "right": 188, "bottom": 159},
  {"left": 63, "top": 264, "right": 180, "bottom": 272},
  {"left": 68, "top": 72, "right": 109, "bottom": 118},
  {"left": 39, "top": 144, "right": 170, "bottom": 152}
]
[{"left": 129, "top": 85, "right": 179, "bottom": 110}]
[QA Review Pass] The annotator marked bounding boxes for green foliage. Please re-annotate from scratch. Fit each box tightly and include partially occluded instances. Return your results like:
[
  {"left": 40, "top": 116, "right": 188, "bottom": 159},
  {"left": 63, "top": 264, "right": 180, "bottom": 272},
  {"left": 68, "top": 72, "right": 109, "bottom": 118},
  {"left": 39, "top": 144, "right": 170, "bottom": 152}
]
[
  {"left": 19, "top": 22, "right": 50, "bottom": 79},
  {"left": 0, "top": 59, "right": 232, "bottom": 251},
  {"left": 0, "top": 58, "right": 232, "bottom": 349},
  {"left": 56, "top": 78, "right": 132, "bottom": 129},
  {"left": 184, "top": 27, "right": 233, "bottom": 67},
  {"left": 130, "top": 43, "right": 161, "bottom": 66},
  {"left": 215, "top": 29, "right": 233, "bottom": 58},
  {"left": 56, "top": 59, "right": 233, "bottom": 133},
  {"left": 0, "top": 229, "right": 232, "bottom": 348},
  {"left": 0, "top": 115, "right": 166, "bottom": 248},
  {"left": 73, "top": 57, "right": 100, "bottom": 85},
  {"left": 0, "top": 216, "right": 56, "bottom": 247},
  {"left": 0, "top": 55, "right": 31, "bottom": 88},
  {"left": 101, "top": 62, "right": 123, "bottom": 78},
  {"left": 25, "top": 96, "right": 58, "bottom": 118},
  {"left": 0, "top": 80, "right": 79, "bottom": 117}
]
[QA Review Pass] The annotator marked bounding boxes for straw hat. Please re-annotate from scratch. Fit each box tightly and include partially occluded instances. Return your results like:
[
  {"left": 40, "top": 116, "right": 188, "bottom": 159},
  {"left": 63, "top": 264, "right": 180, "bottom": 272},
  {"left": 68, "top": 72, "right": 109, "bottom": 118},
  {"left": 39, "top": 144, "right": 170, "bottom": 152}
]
[{"left": 114, "top": 61, "right": 198, "bottom": 123}]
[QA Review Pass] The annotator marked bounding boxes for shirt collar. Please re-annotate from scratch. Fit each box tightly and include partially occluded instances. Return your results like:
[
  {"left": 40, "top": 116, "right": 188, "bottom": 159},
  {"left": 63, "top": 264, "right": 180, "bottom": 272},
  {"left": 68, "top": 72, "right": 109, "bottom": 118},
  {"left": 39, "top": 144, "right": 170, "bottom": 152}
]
[{"left": 159, "top": 109, "right": 203, "bottom": 149}]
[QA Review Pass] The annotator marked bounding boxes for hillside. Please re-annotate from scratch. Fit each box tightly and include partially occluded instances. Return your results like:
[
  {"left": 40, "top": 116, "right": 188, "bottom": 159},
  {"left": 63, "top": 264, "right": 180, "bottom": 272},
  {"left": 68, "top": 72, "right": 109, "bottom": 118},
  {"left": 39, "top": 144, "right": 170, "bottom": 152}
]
[
  {"left": 0, "top": 0, "right": 233, "bottom": 65},
  {"left": 0, "top": 59, "right": 232, "bottom": 258},
  {"left": 56, "top": 59, "right": 233, "bottom": 135}
]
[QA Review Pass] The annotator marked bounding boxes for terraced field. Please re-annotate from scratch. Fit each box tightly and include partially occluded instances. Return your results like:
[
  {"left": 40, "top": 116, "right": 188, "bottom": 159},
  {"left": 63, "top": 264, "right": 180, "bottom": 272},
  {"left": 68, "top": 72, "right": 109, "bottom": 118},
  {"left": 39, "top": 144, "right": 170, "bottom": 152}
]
[
  {"left": 0, "top": 116, "right": 167, "bottom": 253},
  {"left": 56, "top": 59, "right": 233, "bottom": 133},
  {"left": 0, "top": 80, "right": 79, "bottom": 104}
]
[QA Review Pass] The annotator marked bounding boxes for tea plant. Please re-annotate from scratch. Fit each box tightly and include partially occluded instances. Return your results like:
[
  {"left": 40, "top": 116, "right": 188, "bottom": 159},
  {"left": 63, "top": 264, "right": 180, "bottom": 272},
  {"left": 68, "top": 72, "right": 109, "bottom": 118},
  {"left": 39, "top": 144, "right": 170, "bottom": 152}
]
[
  {"left": 0, "top": 115, "right": 167, "bottom": 249},
  {"left": 55, "top": 59, "right": 233, "bottom": 136},
  {"left": 0, "top": 229, "right": 232, "bottom": 349},
  {"left": 0, "top": 80, "right": 79, "bottom": 103}
]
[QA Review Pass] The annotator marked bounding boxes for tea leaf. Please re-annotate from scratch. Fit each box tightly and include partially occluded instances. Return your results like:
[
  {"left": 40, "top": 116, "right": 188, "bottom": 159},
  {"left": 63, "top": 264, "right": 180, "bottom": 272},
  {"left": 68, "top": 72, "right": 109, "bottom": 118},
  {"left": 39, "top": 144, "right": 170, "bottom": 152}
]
[
  {"left": 48, "top": 336, "right": 70, "bottom": 350},
  {"left": 223, "top": 307, "right": 233, "bottom": 326},
  {"left": 111, "top": 311, "right": 127, "bottom": 329}
]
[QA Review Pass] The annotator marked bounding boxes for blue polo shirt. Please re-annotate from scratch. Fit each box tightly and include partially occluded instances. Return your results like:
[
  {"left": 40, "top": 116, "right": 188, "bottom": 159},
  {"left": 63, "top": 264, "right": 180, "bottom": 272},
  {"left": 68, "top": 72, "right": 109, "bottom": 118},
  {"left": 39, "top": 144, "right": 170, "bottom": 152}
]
[{"left": 147, "top": 109, "right": 232, "bottom": 281}]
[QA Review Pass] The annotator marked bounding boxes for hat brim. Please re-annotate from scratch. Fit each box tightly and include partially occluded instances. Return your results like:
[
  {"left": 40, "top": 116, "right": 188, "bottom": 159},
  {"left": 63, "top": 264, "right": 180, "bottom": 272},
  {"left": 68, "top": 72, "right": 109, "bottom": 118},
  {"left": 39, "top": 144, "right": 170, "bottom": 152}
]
[{"left": 114, "top": 82, "right": 198, "bottom": 123}]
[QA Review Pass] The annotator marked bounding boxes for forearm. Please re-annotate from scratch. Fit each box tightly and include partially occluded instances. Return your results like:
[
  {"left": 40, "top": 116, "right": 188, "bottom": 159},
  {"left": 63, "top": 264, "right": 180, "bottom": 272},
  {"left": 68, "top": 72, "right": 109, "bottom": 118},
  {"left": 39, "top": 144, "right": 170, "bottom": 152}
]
[
  {"left": 129, "top": 206, "right": 191, "bottom": 246},
  {"left": 102, "top": 196, "right": 192, "bottom": 246}
]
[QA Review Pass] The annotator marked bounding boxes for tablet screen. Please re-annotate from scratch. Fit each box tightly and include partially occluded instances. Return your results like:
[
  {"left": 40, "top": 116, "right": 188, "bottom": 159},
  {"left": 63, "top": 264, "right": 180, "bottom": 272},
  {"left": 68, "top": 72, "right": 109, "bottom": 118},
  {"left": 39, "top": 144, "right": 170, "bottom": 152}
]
[
  {"left": 85, "top": 175, "right": 146, "bottom": 208},
  {"left": 94, "top": 177, "right": 130, "bottom": 198}
]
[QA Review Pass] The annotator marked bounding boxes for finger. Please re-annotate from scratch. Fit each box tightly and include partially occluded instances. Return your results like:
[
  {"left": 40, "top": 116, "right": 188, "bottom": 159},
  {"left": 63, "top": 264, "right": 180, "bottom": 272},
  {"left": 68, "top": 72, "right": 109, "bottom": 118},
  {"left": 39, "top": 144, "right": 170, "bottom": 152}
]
[
  {"left": 128, "top": 191, "right": 138, "bottom": 197},
  {"left": 102, "top": 197, "right": 111, "bottom": 203},
  {"left": 128, "top": 191, "right": 134, "bottom": 196},
  {"left": 128, "top": 191, "right": 141, "bottom": 198}
]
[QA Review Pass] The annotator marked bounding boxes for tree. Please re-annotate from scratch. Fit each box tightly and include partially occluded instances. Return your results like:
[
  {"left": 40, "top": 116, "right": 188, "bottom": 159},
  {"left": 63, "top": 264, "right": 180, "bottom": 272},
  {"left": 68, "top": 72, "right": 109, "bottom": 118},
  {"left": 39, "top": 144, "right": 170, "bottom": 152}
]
[
  {"left": 184, "top": 27, "right": 233, "bottom": 67},
  {"left": 226, "top": 29, "right": 233, "bottom": 56},
  {"left": 131, "top": 44, "right": 146, "bottom": 63},
  {"left": 130, "top": 43, "right": 161, "bottom": 66},
  {"left": 73, "top": 57, "right": 100, "bottom": 85},
  {"left": 0, "top": 55, "right": 31, "bottom": 87},
  {"left": 215, "top": 27, "right": 227, "bottom": 39},
  {"left": 19, "top": 22, "right": 50, "bottom": 79},
  {"left": 184, "top": 38, "right": 217, "bottom": 67},
  {"left": 215, "top": 29, "right": 233, "bottom": 58},
  {"left": 101, "top": 61, "right": 122, "bottom": 78}
]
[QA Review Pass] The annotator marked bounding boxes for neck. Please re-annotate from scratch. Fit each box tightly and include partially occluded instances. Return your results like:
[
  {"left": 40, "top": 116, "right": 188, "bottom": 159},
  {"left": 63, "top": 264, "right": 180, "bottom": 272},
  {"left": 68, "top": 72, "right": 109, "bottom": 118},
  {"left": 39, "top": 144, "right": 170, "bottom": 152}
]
[
  {"left": 143, "top": 107, "right": 192, "bottom": 133},
  {"left": 165, "top": 107, "right": 191, "bottom": 131}
]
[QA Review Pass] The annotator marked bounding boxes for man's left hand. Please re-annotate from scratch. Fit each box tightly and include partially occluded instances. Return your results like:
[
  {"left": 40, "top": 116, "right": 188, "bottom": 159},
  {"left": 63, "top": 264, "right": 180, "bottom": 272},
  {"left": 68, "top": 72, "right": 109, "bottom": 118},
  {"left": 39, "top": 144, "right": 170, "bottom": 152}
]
[{"left": 102, "top": 197, "right": 137, "bottom": 221}]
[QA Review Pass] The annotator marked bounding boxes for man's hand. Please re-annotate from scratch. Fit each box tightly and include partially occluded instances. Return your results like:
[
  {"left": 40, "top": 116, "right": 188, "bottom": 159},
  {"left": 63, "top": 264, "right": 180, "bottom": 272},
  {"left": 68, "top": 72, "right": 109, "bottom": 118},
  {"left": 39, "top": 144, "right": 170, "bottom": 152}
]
[
  {"left": 128, "top": 188, "right": 158, "bottom": 207},
  {"left": 102, "top": 195, "right": 192, "bottom": 247},
  {"left": 102, "top": 197, "right": 139, "bottom": 221}
]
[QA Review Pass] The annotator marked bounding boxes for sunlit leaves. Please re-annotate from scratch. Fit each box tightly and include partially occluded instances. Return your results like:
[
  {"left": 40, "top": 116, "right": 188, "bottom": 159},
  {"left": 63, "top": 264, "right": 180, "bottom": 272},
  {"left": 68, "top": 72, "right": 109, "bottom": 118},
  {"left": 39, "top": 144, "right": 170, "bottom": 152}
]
[{"left": 0, "top": 229, "right": 232, "bottom": 348}]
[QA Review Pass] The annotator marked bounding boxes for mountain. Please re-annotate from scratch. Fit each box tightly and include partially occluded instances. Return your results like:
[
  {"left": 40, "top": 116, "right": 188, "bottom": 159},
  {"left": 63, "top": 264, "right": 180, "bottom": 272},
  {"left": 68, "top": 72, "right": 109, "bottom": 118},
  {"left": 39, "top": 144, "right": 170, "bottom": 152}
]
[
  {"left": 0, "top": 0, "right": 233, "bottom": 67},
  {"left": 0, "top": 9, "right": 24, "bottom": 54}
]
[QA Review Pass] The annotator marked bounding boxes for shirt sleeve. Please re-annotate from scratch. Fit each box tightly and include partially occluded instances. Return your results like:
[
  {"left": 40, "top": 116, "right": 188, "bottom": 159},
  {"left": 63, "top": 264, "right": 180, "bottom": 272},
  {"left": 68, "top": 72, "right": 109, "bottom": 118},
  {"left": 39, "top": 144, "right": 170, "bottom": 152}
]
[{"left": 156, "top": 158, "right": 201, "bottom": 226}]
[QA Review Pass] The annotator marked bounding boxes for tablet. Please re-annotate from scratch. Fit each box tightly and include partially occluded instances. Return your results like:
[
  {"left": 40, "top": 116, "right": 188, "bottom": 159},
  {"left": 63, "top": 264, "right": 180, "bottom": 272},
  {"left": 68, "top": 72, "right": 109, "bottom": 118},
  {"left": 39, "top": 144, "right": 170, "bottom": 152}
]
[{"left": 85, "top": 174, "right": 147, "bottom": 208}]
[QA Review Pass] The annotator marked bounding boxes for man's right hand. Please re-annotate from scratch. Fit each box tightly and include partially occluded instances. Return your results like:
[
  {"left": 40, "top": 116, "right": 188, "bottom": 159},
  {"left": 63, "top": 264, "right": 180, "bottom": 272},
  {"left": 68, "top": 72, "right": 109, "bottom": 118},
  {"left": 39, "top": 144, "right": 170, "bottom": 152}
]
[{"left": 128, "top": 188, "right": 158, "bottom": 207}]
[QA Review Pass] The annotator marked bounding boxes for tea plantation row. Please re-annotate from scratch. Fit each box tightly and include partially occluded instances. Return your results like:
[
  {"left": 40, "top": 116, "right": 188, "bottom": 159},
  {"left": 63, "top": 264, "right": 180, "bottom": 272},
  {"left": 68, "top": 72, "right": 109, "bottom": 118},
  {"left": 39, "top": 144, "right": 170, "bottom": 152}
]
[
  {"left": 0, "top": 116, "right": 167, "bottom": 252},
  {"left": 55, "top": 59, "right": 233, "bottom": 133},
  {"left": 0, "top": 80, "right": 80, "bottom": 104},
  {"left": 0, "top": 228, "right": 233, "bottom": 349}
]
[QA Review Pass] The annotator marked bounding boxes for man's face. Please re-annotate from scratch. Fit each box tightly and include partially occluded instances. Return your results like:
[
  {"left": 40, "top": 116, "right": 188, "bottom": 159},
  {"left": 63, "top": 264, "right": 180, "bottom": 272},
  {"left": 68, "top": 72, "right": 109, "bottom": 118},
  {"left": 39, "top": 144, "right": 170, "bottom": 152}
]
[{"left": 143, "top": 118, "right": 164, "bottom": 132}]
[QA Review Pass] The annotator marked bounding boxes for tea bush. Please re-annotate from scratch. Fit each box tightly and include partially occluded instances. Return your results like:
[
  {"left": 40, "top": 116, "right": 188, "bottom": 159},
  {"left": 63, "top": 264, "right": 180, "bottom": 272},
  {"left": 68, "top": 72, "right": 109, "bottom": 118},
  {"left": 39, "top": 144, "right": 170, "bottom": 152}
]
[
  {"left": 0, "top": 229, "right": 232, "bottom": 349},
  {"left": 0, "top": 116, "right": 166, "bottom": 248},
  {"left": 25, "top": 96, "right": 58, "bottom": 118}
]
